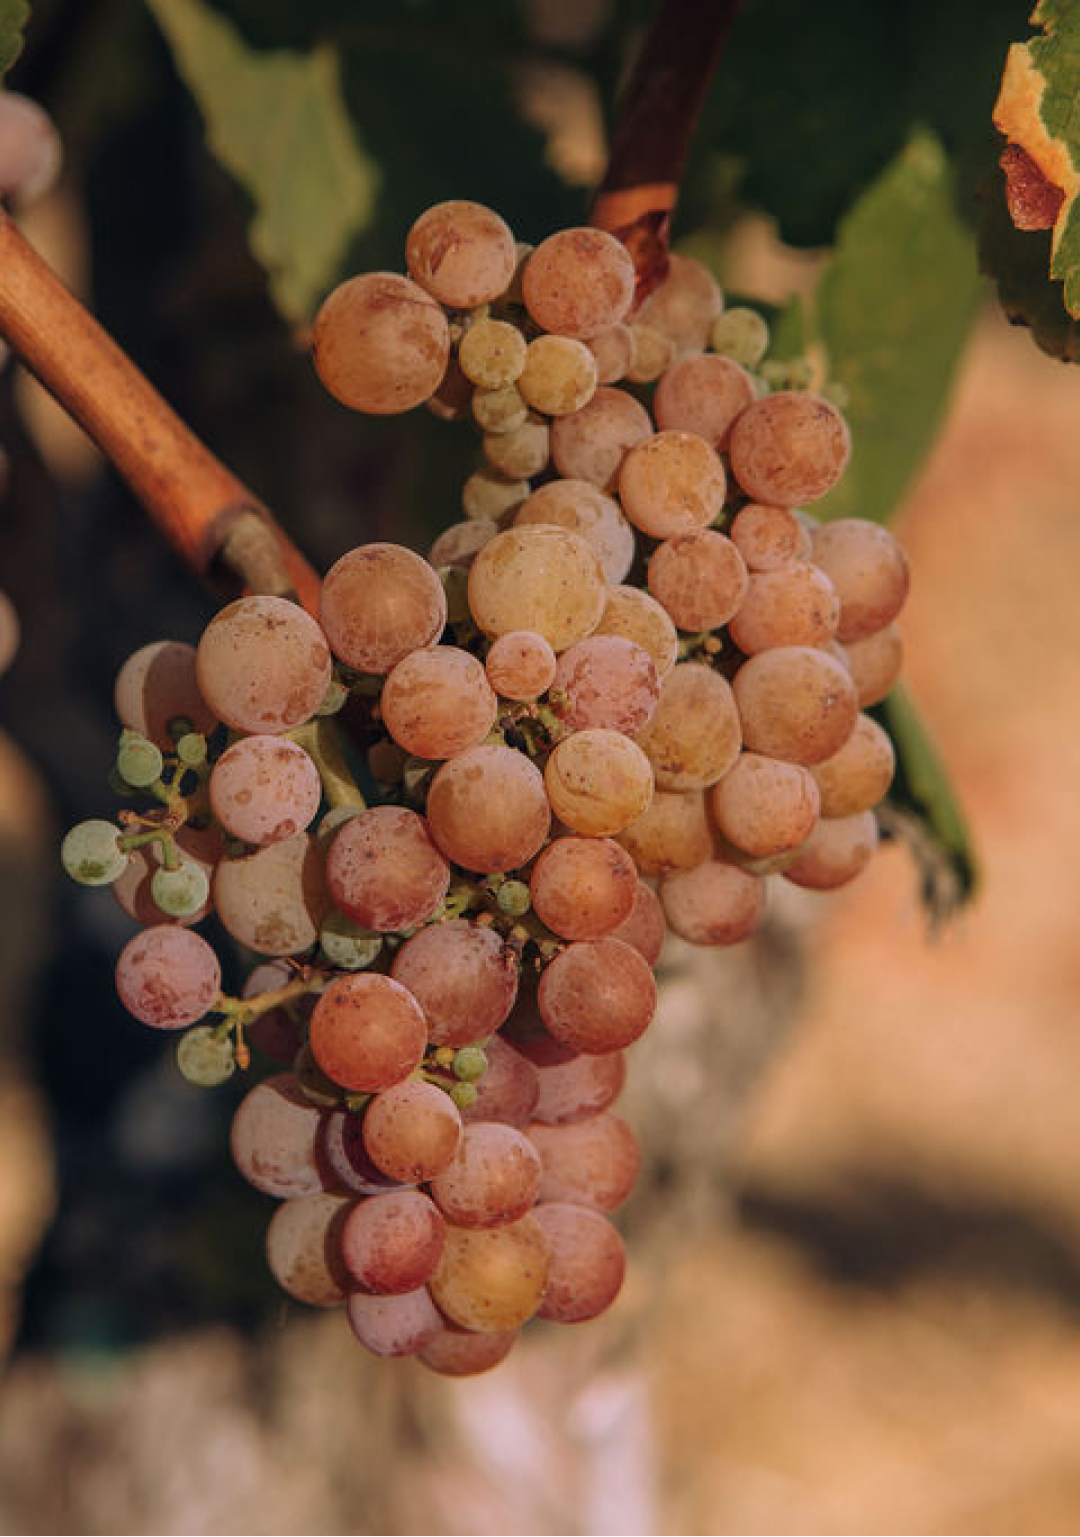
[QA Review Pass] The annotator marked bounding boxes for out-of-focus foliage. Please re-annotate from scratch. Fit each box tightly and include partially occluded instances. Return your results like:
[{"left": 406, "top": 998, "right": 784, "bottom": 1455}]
[{"left": 0, "top": 0, "right": 28, "bottom": 77}]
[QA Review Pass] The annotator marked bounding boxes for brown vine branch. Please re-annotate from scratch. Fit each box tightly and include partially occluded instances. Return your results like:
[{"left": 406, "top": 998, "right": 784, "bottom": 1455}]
[
  {"left": 590, "top": 0, "right": 743, "bottom": 298},
  {"left": 0, "top": 211, "right": 321, "bottom": 611}
]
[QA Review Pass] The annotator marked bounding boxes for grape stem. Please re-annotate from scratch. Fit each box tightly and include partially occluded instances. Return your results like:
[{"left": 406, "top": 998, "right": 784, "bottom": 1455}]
[
  {"left": 590, "top": 0, "right": 743, "bottom": 296},
  {"left": 0, "top": 211, "right": 321, "bottom": 610},
  {"left": 287, "top": 717, "right": 367, "bottom": 810}
]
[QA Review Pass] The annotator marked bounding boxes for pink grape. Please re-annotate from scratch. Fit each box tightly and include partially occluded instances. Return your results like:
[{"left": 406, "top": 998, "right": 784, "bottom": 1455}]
[
  {"left": 538, "top": 938, "right": 656, "bottom": 1054},
  {"left": 313, "top": 273, "right": 450, "bottom": 414},
  {"left": 484, "top": 630, "right": 557, "bottom": 700},
  {"left": 728, "top": 564, "right": 841, "bottom": 654},
  {"left": 585, "top": 323, "right": 634, "bottom": 384},
  {"left": 341, "top": 1190, "right": 446, "bottom": 1294},
  {"left": 309, "top": 973, "right": 427, "bottom": 1093},
  {"left": 468, "top": 525, "right": 607, "bottom": 653},
  {"left": 732, "top": 646, "right": 858, "bottom": 765},
  {"left": 209, "top": 735, "right": 322, "bottom": 845},
  {"left": 326, "top": 806, "right": 450, "bottom": 932},
  {"left": 0, "top": 93, "right": 61, "bottom": 205},
  {"left": 390, "top": 919, "right": 519, "bottom": 1047},
  {"left": 549, "top": 385, "right": 653, "bottom": 491},
  {"left": 318, "top": 1108, "right": 408, "bottom": 1195},
  {"left": 532, "top": 1050, "right": 626, "bottom": 1126},
  {"left": 114, "top": 640, "right": 218, "bottom": 748},
  {"left": 634, "top": 252, "right": 723, "bottom": 353},
  {"left": 728, "top": 391, "right": 851, "bottom": 506},
  {"left": 528, "top": 1114, "right": 641, "bottom": 1211},
  {"left": 380, "top": 645, "right": 497, "bottom": 759},
  {"left": 659, "top": 859, "right": 766, "bottom": 946},
  {"left": 460, "top": 1037, "right": 539, "bottom": 1128},
  {"left": 710, "top": 753, "right": 820, "bottom": 858},
  {"left": 653, "top": 353, "right": 756, "bottom": 449},
  {"left": 196, "top": 597, "right": 331, "bottom": 735},
  {"left": 115, "top": 925, "right": 220, "bottom": 1029},
  {"left": 523, "top": 228, "right": 635, "bottom": 338},
  {"left": 428, "top": 518, "right": 499, "bottom": 570},
  {"left": 730, "top": 502, "right": 812, "bottom": 571},
  {"left": 405, "top": 200, "right": 517, "bottom": 308},
  {"left": 213, "top": 832, "right": 331, "bottom": 956},
  {"left": 607, "top": 880, "right": 665, "bottom": 965},
  {"left": 811, "top": 713, "right": 896, "bottom": 817},
  {"left": 265, "top": 1193, "right": 352, "bottom": 1307},
  {"left": 346, "top": 1287, "right": 443, "bottom": 1357},
  {"left": 810, "top": 519, "right": 911, "bottom": 640},
  {"left": 230, "top": 1074, "right": 326, "bottom": 1199},
  {"left": 529, "top": 836, "right": 638, "bottom": 941},
  {"left": 320, "top": 543, "right": 447, "bottom": 673},
  {"left": 593, "top": 585, "right": 679, "bottom": 677},
  {"left": 552, "top": 635, "right": 660, "bottom": 735},
  {"left": 842, "top": 623, "right": 904, "bottom": 708},
  {"left": 418, "top": 1324, "right": 519, "bottom": 1376},
  {"left": 646, "top": 530, "right": 749, "bottom": 632},
  {"left": 533, "top": 1203, "right": 626, "bottom": 1324},
  {"left": 634, "top": 662, "right": 742, "bottom": 791},
  {"left": 617, "top": 787, "right": 716, "bottom": 877},
  {"left": 427, "top": 743, "right": 550, "bottom": 872},
  {"left": 515, "top": 478, "right": 636, "bottom": 584},
  {"left": 618, "top": 430, "right": 726, "bottom": 539},
  {"left": 543, "top": 729, "right": 655, "bottom": 838},
  {"left": 429, "top": 1122, "right": 542, "bottom": 1228},
  {"left": 362, "top": 1080, "right": 464, "bottom": 1184},
  {"left": 783, "top": 810, "right": 880, "bottom": 890}
]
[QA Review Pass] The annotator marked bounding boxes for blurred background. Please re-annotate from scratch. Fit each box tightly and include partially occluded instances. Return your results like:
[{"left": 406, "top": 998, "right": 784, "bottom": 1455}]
[{"left": 1, "top": 0, "right": 1080, "bottom": 1531}]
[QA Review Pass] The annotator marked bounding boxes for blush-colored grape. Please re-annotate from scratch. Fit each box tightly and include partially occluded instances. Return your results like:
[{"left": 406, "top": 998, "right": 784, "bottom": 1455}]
[
  {"left": 320, "top": 543, "right": 446, "bottom": 674},
  {"left": 659, "top": 859, "right": 766, "bottom": 946},
  {"left": 427, "top": 744, "right": 551, "bottom": 873},
  {"left": 634, "top": 663, "right": 742, "bottom": 791},
  {"left": 544, "top": 729, "right": 654, "bottom": 837},
  {"left": 533, "top": 1203, "right": 626, "bottom": 1323},
  {"left": 380, "top": 646, "right": 497, "bottom": 759},
  {"left": 196, "top": 597, "right": 331, "bottom": 735},
  {"left": 841, "top": 623, "right": 904, "bottom": 707},
  {"left": 552, "top": 635, "right": 659, "bottom": 735},
  {"left": 516, "top": 478, "right": 636, "bottom": 584},
  {"left": 728, "top": 564, "right": 840, "bottom": 654},
  {"left": 114, "top": 640, "right": 218, "bottom": 748},
  {"left": 406, "top": 201, "right": 517, "bottom": 308},
  {"left": 115, "top": 925, "right": 220, "bottom": 1029},
  {"left": 538, "top": 938, "right": 656, "bottom": 1054},
  {"left": 810, "top": 519, "right": 911, "bottom": 640},
  {"left": 711, "top": 753, "right": 820, "bottom": 858},
  {"left": 529, "top": 836, "right": 638, "bottom": 941},
  {"left": 346, "top": 1287, "right": 443, "bottom": 1357},
  {"left": 532, "top": 1050, "right": 626, "bottom": 1125},
  {"left": 606, "top": 879, "right": 665, "bottom": 965},
  {"left": 460, "top": 1037, "right": 539, "bottom": 1128},
  {"left": 362, "top": 1080, "right": 464, "bottom": 1184},
  {"left": 732, "top": 646, "right": 858, "bottom": 765},
  {"left": 647, "top": 530, "right": 749, "bottom": 632},
  {"left": 527, "top": 1114, "right": 640, "bottom": 1210},
  {"left": 523, "top": 228, "right": 635, "bottom": 339},
  {"left": 213, "top": 832, "right": 331, "bottom": 956},
  {"left": 549, "top": 386, "right": 653, "bottom": 491},
  {"left": 209, "top": 735, "right": 322, "bottom": 845},
  {"left": 265, "top": 1193, "right": 352, "bottom": 1307},
  {"left": 468, "top": 526, "right": 607, "bottom": 653},
  {"left": 390, "top": 919, "right": 519, "bottom": 1047},
  {"left": 429, "top": 1215, "right": 551, "bottom": 1332},
  {"left": 341, "top": 1190, "right": 446, "bottom": 1295},
  {"left": 783, "top": 810, "right": 880, "bottom": 890},
  {"left": 430, "top": 1122, "right": 542, "bottom": 1228},
  {"left": 593, "top": 585, "right": 679, "bottom": 678},
  {"left": 633, "top": 253, "right": 723, "bottom": 353},
  {"left": 617, "top": 787, "right": 716, "bottom": 877},
  {"left": 485, "top": 630, "right": 558, "bottom": 700},
  {"left": 313, "top": 273, "right": 450, "bottom": 414},
  {"left": 728, "top": 392, "right": 851, "bottom": 506},
  {"left": 811, "top": 713, "right": 895, "bottom": 817},
  {"left": 230, "top": 1074, "right": 326, "bottom": 1199},
  {"left": 654, "top": 353, "right": 755, "bottom": 448},
  {"left": 309, "top": 973, "right": 427, "bottom": 1093},
  {"left": 618, "top": 430, "right": 726, "bottom": 539},
  {"left": 418, "top": 1324, "right": 518, "bottom": 1376},
  {"left": 730, "top": 502, "right": 812, "bottom": 572},
  {"left": 326, "top": 806, "right": 450, "bottom": 933}
]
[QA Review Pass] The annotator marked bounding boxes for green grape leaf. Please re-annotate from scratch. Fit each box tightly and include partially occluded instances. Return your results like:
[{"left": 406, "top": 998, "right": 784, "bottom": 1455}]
[
  {"left": 0, "top": 0, "right": 29, "bottom": 79},
  {"left": 815, "top": 128, "right": 981, "bottom": 523},
  {"left": 873, "top": 686, "right": 977, "bottom": 924},
  {"left": 978, "top": 163, "right": 1080, "bottom": 362},
  {"left": 767, "top": 294, "right": 810, "bottom": 362},
  {"left": 993, "top": 0, "right": 1080, "bottom": 318},
  {"left": 148, "top": 0, "right": 378, "bottom": 323}
]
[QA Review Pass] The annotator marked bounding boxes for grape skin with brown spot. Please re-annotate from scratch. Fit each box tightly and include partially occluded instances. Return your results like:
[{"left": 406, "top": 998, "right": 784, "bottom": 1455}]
[
  {"left": 659, "top": 859, "right": 766, "bottom": 947},
  {"left": 427, "top": 743, "right": 551, "bottom": 873},
  {"left": 529, "top": 836, "right": 638, "bottom": 941},
  {"left": 527, "top": 1113, "right": 641, "bottom": 1210},
  {"left": 654, "top": 353, "right": 756, "bottom": 449},
  {"left": 711, "top": 753, "right": 820, "bottom": 859},
  {"left": 115, "top": 925, "right": 221, "bottom": 1029},
  {"left": 647, "top": 530, "right": 749, "bottom": 632},
  {"left": 390, "top": 919, "right": 519, "bottom": 1047},
  {"left": 340, "top": 1190, "right": 446, "bottom": 1295},
  {"left": 617, "top": 786, "right": 716, "bottom": 877},
  {"left": 515, "top": 478, "right": 636, "bottom": 584},
  {"left": 733, "top": 646, "right": 858, "bottom": 766},
  {"left": 618, "top": 430, "right": 727, "bottom": 539},
  {"left": 326, "top": 806, "right": 450, "bottom": 933},
  {"left": 406, "top": 201, "right": 517, "bottom": 309},
  {"left": 114, "top": 640, "right": 218, "bottom": 748},
  {"left": 533, "top": 1203, "right": 626, "bottom": 1324},
  {"left": 727, "top": 564, "right": 841, "bottom": 655},
  {"left": 810, "top": 519, "right": 911, "bottom": 641},
  {"left": 485, "top": 630, "right": 557, "bottom": 701},
  {"left": 313, "top": 273, "right": 450, "bottom": 414},
  {"left": 538, "top": 937, "right": 656, "bottom": 1054},
  {"left": 309, "top": 973, "right": 427, "bottom": 1094},
  {"left": 593, "top": 585, "right": 679, "bottom": 677},
  {"left": 230, "top": 1074, "right": 326, "bottom": 1199},
  {"left": 320, "top": 544, "right": 447, "bottom": 674},
  {"left": 730, "top": 503, "right": 812, "bottom": 572},
  {"left": 213, "top": 832, "right": 331, "bottom": 957},
  {"left": 552, "top": 635, "right": 660, "bottom": 735},
  {"left": 362, "top": 1080, "right": 463, "bottom": 1184},
  {"left": 429, "top": 1122, "right": 542, "bottom": 1228},
  {"left": 549, "top": 386, "right": 653, "bottom": 491},
  {"left": 523, "top": 228, "right": 635, "bottom": 339},
  {"left": 728, "top": 392, "right": 851, "bottom": 506},
  {"left": 379, "top": 646, "right": 497, "bottom": 760},
  {"left": 209, "top": 735, "right": 322, "bottom": 846},
  {"left": 468, "top": 525, "right": 607, "bottom": 653},
  {"left": 196, "top": 597, "right": 330, "bottom": 735}
]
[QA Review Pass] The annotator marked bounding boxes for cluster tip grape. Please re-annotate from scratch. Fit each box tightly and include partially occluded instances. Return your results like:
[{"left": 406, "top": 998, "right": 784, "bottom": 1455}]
[{"left": 62, "top": 198, "right": 910, "bottom": 1378}]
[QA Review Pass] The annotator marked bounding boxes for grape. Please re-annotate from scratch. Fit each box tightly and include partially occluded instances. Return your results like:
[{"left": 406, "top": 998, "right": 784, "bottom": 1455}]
[
  {"left": 709, "top": 306, "right": 770, "bottom": 367},
  {"left": 654, "top": 354, "right": 756, "bottom": 449},
  {"left": 460, "top": 1036, "right": 539, "bottom": 1128},
  {"left": 484, "top": 630, "right": 557, "bottom": 700},
  {"left": 517, "top": 335, "right": 598, "bottom": 417},
  {"left": 532, "top": 1203, "right": 626, "bottom": 1324},
  {"left": 176, "top": 732, "right": 208, "bottom": 766},
  {"left": 552, "top": 635, "right": 659, "bottom": 736},
  {"left": 593, "top": 585, "right": 679, "bottom": 678},
  {"left": 61, "top": 819, "right": 127, "bottom": 886},
  {"left": 515, "top": 479, "right": 636, "bottom": 585},
  {"left": 607, "top": 879, "right": 665, "bottom": 966},
  {"left": 426, "top": 743, "right": 551, "bottom": 872},
  {"left": 784, "top": 810, "right": 879, "bottom": 890},
  {"left": 175, "top": 1024, "right": 236, "bottom": 1086},
  {"left": 196, "top": 597, "right": 331, "bottom": 734},
  {"left": 449, "top": 1083, "right": 478, "bottom": 1111},
  {"left": 710, "top": 753, "right": 820, "bottom": 858},
  {"left": 811, "top": 713, "right": 895, "bottom": 817},
  {"left": 209, "top": 735, "right": 322, "bottom": 845},
  {"left": 362, "top": 1079, "right": 464, "bottom": 1183},
  {"left": 114, "top": 640, "right": 217, "bottom": 749},
  {"left": 522, "top": 228, "right": 635, "bottom": 339},
  {"left": 309, "top": 973, "right": 427, "bottom": 1093},
  {"left": 549, "top": 385, "right": 652, "bottom": 492},
  {"left": 458, "top": 317, "right": 527, "bottom": 389},
  {"left": 730, "top": 502, "right": 812, "bottom": 572},
  {"left": 242, "top": 960, "right": 306, "bottom": 1065},
  {"left": 341, "top": 1190, "right": 446, "bottom": 1294},
  {"left": 647, "top": 530, "right": 749, "bottom": 632},
  {"left": 634, "top": 252, "right": 723, "bottom": 353},
  {"left": 318, "top": 1108, "right": 406, "bottom": 1196},
  {"left": 472, "top": 384, "right": 528, "bottom": 435},
  {"left": 214, "top": 832, "right": 331, "bottom": 956},
  {"left": 312, "top": 273, "right": 450, "bottom": 414},
  {"left": 585, "top": 323, "right": 634, "bottom": 384},
  {"left": 0, "top": 589, "right": 18, "bottom": 678},
  {"left": 326, "top": 806, "right": 450, "bottom": 932},
  {"left": 0, "top": 93, "right": 61, "bottom": 205},
  {"left": 319, "top": 911, "right": 382, "bottom": 971},
  {"left": 528, "top": 836, "right": 637, "bottom": 941},
  {"left": 468, "top": 525, "right": 606, "bottom": 653},
  {"left": 150, "top": 859, "right": 211, "bottom": 919},
  {"left": 418, "top": 1324, "right": 518, "bottom": 1376},
  {"left": 346, "top": 1287, "right": 443, "bottom": 1357},
  {"left": 405, "top": 200, "right": 517, "bottom": 309},
  {"left": 538, "top": 937, "right": 656, "bottom": 1054},
  {"left": 634, "top": 662, "right": 742, "bottom": 791},
  {"left": 544, "top": 729, "right": 654, "bottom": 837},
  {"left": 810, "top": 519, "right": 911, "bottom": 641},
  {"left": 429, "top": 1215, "right": 551, "bottom": 1332},
  {"left": 732, "top": 646, "right": 858, "bottom": 765},
  {"left": 265, "top": 1193, "right": 353, "bottom": 1307},
  {"left": 659, "top": 859, "right": 766, "bottom": 946},
  {"left": 230, "top": 1073, "right": 326, "bottom": 1198},
  {"left": 501, "top": 991, "right": 576, "bottom": 1068},
  {"left": 461, "top": 467, "right": 530, "bottom": 521},
  {"left": 842, "top": 623, "right": 904, "bottom": 707},
  {"left": 380, "top": 646, "right": 497, "bottom": 760},
  {"left": 482, "top": 415, "right": 551, "bottom": 478},
  {"left": 454, "top": 1047, "right": 488, "bottom": 1083},
  {"left": 390, "top": 919, "right": 519, "bottom": 1047},
  {"left": 728, "top": 392, "right": 851, "bottom": 506},
  {"left": 617, "top": 787, "right": 716, "bottom": 877},
  {"left": 320, "top": 543, "right": 447, "bottom": 674},
  {"left": 727, "top": 563, "right": 841, "bottom": 654},
  {"left": 428, "top": 518, "right": 499, "bottom": 570},
  {"left": 532, "top": 1050, "right": 626, "bottom": 1126},
  {"left": 115, "top": 731, "right": 164, "bottom": 788},
  {"left": 618, "top": 430, "right": 726, "bottom": 539},
  {"left": 624, "top": 324, "right": 675, "bottom": 384},
  {"left": 429, "top": 1122, "right": 542, "bottom": 1228},
  {"left": 115, "top": 925, "right": 220, "bottom": 1029},
  {"left": 527, "top": 1114, "right": 641, "bottom": 1210},
  {"left": 293, "top": 1042, "right": 345, "bottom": 1109}
]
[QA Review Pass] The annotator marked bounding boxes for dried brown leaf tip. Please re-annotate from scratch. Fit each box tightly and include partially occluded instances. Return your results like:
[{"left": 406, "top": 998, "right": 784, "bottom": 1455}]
[{"left": 1000, "top": 143, "right": 1065, "bottom": 231}]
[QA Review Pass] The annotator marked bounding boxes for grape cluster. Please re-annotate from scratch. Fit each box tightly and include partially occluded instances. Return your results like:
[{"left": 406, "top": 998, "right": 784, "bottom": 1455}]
[{"left": 62, "top": 199, "right": 910, "bottom": 1378}]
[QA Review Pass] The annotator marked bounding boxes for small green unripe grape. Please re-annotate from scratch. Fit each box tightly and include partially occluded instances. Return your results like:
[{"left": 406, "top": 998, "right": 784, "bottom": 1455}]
[
  {"left": 319, "top": 910, "right": 382, "bottom": 970},
  {"left": 472, "top": 384, "right": 528, "bottom": 435},
  {"left": 177, "top": 1025, "right": 236, "bottom": 1087},
  {"left": 151, "top": 859, "right": 210, "bottom": 918},
  {"left": 116, "top": 730, "right": 164, "bottom": 788},
  {"left": 458, "top": 317, "right": 527, "bottom": 390},
  {"left": 433, "top": 1046, "right": 456, "bottom": 1069},
  {"left": 293, "top": 1042, "right": 343, "bottom": 1108},
  {"left": 61, "top": 819, "right": 128, "bottom": 886},
  {"left": 176, "top": 732, "right": 208, "bottom": 767},
  {"left": 453, "top": 1046, "right": 488, "bottom": 1083},
  {"left": 496, "top": 879, "right": 531, "bottom": 917},
  {"left": 315, "top": 677, "right": 348, "bottom": 716},
  {"left": 462, "top": 467, "right": 529, "bottom": 522},
  {"left": 709, "top": 306, "right": 770, "bottom": 368},
  {"left": 448, "top": 1080, "right": 478, "bottom": 1111}
]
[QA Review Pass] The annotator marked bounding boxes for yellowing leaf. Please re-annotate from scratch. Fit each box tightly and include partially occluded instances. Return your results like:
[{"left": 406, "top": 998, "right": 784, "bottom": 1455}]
[{"left": 148, "top": 0, "right": 378, "bottom": 323}]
